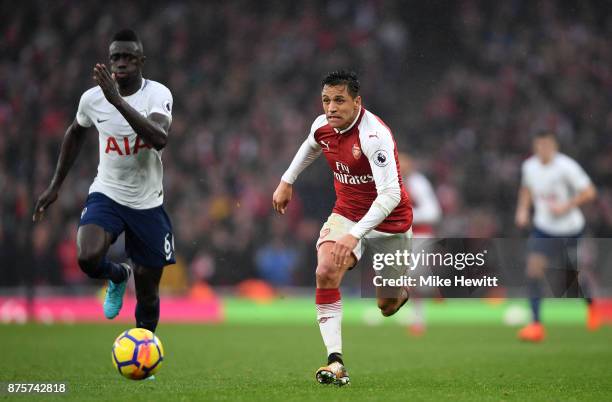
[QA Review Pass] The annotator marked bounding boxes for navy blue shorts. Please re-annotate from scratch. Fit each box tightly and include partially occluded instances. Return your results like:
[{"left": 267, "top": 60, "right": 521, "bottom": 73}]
[
  {"left": 527, "top": 227, "right": 581, "bottom": 270},
  {"left": 79, "top": 192, "right": 176, "bottom": 268}
]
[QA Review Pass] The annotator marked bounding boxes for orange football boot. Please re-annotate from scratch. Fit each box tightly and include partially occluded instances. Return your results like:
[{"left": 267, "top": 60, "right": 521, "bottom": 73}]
[
  {"left": 408, "top": 323, "right": 426, "bottom": 337},
  {"left": 587, "top": 304, "right": 602, "bottom": 332},
  {"left": 518, "top": 322, "right": 545, "bottom": 342}
]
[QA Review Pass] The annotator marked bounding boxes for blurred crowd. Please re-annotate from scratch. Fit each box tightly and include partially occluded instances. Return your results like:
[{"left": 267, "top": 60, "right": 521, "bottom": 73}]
[{"left": 1, "top": 0, "right": 611, "bottom": 290}]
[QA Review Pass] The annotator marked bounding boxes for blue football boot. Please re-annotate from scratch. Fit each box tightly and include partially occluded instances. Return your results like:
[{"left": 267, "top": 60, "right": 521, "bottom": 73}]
[{"left": 103, "top": 263, "right": 132, "bottom": 319}]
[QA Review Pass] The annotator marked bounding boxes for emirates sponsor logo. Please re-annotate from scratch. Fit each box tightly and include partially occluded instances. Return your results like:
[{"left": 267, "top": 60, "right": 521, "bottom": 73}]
[
  {"left": 352, "top": 143, "right": 362, "bottom": 159},
  {"left": 333, "top": 172, "right": 374, "bottom": 185}
]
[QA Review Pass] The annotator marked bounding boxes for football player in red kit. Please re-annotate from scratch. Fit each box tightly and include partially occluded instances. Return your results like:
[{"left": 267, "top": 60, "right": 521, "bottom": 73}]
[{"left": 273, "top": 70, "right": 413, "bottom": 386}]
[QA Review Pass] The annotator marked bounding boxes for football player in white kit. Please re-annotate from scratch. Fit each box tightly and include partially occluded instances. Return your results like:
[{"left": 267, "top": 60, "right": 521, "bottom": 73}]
[
  {"left": 399, "top": 153, "right": 442, "bottom": 336},
  {"left": 33, "top": 30, "right": 174, "bottom": 334},
  {"left": 515, "top": 131, "right": 598, "bottom": 342}
]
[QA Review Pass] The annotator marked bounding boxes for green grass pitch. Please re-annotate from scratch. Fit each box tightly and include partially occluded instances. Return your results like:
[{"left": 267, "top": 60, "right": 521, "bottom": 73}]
[
  {"left": 0, "top": 299, "right": 612, "bottom": 402},
  {"left": 1, "top": 318, "right": 611, "bottom": 401}
]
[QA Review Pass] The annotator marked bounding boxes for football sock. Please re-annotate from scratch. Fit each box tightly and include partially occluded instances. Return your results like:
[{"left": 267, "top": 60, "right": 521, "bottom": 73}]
[
  {"left": 316, "top": 288, "right": 342, "bottom": 357},
  {"left": 86, "top": 258, "right": 128, "bottom": 283},
  {"left": 579, "top": 276, "right": 593, "bottom": 305},
  {"left": 528, "top": 278, "right": 542, "bottom": 323},
  {"left": 327, "top": 352, "right": 344, "bottom": 365},
  {"left": 104, "top": 259, "right": 129, "bottom": 284},
  {"left": 412, "top": 298, "right": 425, "bottom": 326},
  {"left": 136, "top": 298, "right": 160, "bottom": 333}
]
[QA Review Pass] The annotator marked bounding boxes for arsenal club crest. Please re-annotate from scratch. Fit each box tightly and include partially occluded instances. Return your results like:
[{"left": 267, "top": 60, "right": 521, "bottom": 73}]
[{"left": 352, "top": 143, "right": 362, "bottom": 160}]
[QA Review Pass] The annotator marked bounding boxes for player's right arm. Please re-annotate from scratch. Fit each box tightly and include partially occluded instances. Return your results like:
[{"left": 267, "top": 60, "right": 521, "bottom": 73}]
[
  {"left": 273, "top": 138, "right": 321, "bottom": 214},
  {"left": 33, "top": 89, "right": 94, "bottom": 222},
  {"left": 515, "top": 185, "right": 532, "bottom": 228},
  {"left": 33, "top": 119, "right": 88, "bottom": 222},
  {"left": 273, "top": 117, "right": 324, "bottom": 215},
  {"left": 515, "top": 160, "right": 532, "bottom": 228}
]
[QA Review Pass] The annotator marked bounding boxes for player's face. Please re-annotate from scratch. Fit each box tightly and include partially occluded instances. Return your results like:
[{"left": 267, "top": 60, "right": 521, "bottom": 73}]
[
  {"left": 321, "top": 85, "right": 361, "bottom": 130},
  {"left": 109, "top": 41, "right": 144, "bottom": 87},
  {"left": 533, "top": 136, "right": 558, "bottom": 163}
]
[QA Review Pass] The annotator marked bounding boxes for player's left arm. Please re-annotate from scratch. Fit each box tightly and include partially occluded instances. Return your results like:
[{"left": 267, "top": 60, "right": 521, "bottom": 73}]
[
  {"left": 551, "top": 159, "right": 597, "bottom": 216},
  {"left": 93, "top": 64, "right": 169, "bottom": 150},
  {"left": 332, "top": 131, "right": 401, "bottom": 266},
  {"left": 551, "top": 185, "right": 596, "bottom": 216},
  {"left": 569, "top": 184, "right": 597, "bottom": 207}
]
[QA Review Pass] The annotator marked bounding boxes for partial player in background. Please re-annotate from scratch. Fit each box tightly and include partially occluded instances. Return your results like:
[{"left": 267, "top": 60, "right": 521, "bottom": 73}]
[
  {"left": 33, "top": 30, "right": 175, "bottom": 336},
  {"left": 273, "top": 70, "right": 413, "bottom": 386},
  {"left": 515, "top": 131, "right": 599, "bottom": 342},
  {"left": 399, "top": 153, "right": 441, "bottom": 336}
]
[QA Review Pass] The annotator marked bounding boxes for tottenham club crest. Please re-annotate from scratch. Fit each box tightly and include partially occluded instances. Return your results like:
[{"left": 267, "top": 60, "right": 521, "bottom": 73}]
[
  {"left": 352, "top": 143, "right": 362, "bottom": 160},
  {"left": 373, "top": 149, "right": 389, "bottom": 167}
]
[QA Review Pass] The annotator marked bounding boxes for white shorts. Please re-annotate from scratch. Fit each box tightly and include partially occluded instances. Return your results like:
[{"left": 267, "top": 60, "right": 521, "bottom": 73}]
[{"left": 316, "top": 213, "right": 412, "bottom": 274}]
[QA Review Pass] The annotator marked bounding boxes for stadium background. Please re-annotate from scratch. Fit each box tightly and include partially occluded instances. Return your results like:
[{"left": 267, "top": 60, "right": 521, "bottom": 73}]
[
  {"left": 2, "top": 0, "right": 612, "bottom": 292},
  {"left": 1, "top": 1, "right": 612, "bottom": 400}
]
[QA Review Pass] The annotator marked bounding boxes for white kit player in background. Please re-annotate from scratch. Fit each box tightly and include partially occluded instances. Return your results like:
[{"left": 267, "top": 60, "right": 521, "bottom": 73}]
[
  {"left": 399, "top": 153, "right": 442, "bottom": 336},
  {"left": 515, "top": 131, "right": 599, "bottom": 342}
]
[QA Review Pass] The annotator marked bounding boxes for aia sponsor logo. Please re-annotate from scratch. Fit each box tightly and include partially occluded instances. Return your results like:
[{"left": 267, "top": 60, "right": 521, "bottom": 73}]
[
  {"left": 352, "top": 143, "right": 362, "bottom": 160},
  {"left": 105, "top": 136, "right": 152, "bottom": 155}
]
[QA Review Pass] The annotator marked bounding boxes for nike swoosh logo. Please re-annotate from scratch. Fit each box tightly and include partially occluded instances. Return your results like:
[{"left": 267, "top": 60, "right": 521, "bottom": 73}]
[{"left": 97, "top": 118, "right": 109, "bottom": 123}]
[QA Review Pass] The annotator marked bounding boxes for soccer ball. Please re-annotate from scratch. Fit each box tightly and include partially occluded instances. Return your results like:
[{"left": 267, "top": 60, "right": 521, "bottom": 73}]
[{"left": 111, "top": 328, "right": 164, "bottom": 380}]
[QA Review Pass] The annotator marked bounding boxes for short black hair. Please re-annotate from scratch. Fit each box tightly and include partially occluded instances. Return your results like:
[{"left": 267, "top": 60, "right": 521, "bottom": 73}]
[
  {"left": 321, "top": 70, "right": 360, "bottom": 98},
  {"left": 534, "top": 130, "right": 557, "bottom": 140},
  {"left": 112, "top": 29, "right": 140, "bottom": 43}
]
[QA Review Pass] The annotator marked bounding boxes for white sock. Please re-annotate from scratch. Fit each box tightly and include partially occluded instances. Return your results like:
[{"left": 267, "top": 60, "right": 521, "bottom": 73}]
[
  {"left": 412, "top": 298, "right": 425, "bottom": 326},
  {"left": 315, "top": 288, "right": 342, "bottom": 357}
]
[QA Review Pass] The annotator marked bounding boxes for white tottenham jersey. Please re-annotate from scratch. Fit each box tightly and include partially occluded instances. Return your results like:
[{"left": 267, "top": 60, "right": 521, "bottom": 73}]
[
  {"left": 76, "top": 79, "right": 172, "bottom": 209},
  {"left": 521, "top": 153, "right": 592, "bottom": 235}
]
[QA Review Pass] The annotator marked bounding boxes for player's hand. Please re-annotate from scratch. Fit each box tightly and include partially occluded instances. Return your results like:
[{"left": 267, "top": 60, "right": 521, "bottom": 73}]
[
  {"left": 332, "top": 234, "right": 358, "bottom": 267},
  {"left": 515, "top": 208, "right": 530, "bottom": 228},
  {"left": 272, "top": 181, "right": 292, "bottom": 215},
  {"left": 32, "top": 187, "right": 59, "bottom": 222},
  {"left": 93, "top": 63, "right": 121, "bottom": 106},
  {"left": 549, "top": 202, "right": 571, "bottom": 216}
]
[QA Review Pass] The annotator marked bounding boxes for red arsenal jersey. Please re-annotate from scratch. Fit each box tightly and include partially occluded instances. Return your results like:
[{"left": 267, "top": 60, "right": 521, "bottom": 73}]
[{"left": 307, "top": 107, "right": 413, "bottom": 233}]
